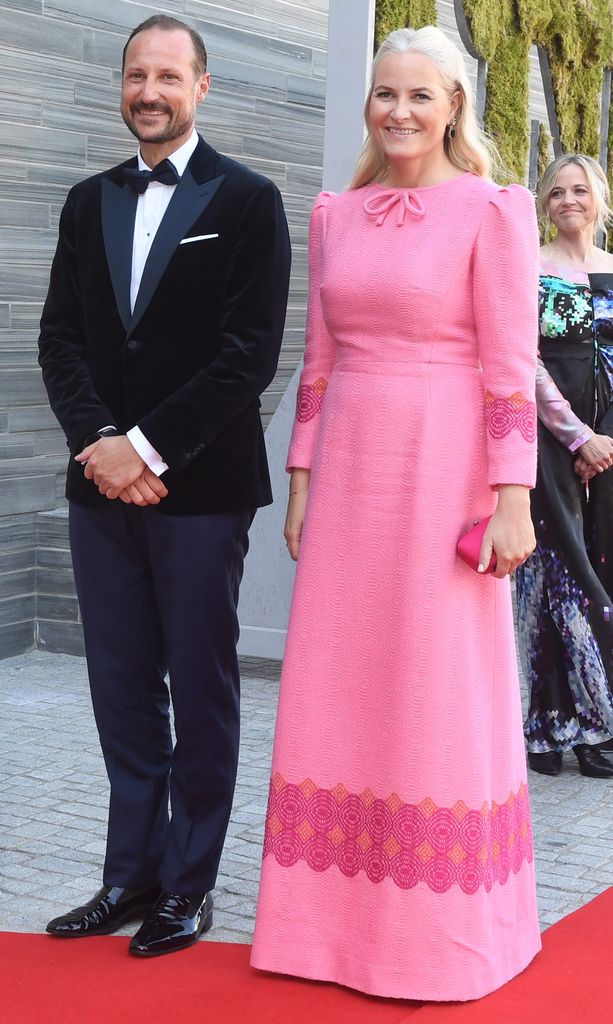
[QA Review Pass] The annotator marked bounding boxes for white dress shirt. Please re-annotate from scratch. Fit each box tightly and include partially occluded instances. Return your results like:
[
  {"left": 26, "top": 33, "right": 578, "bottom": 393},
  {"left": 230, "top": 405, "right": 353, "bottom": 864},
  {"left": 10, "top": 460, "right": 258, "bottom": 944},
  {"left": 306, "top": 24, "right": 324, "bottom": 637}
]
[{"left": 125, "top": 130, "right": 199, "bottom": 476}]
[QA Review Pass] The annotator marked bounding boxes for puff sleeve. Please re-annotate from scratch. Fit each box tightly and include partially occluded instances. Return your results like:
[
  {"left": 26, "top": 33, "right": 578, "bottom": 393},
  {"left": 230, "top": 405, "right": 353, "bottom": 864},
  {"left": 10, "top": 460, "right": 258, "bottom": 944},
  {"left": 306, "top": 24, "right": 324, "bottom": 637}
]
[
  {"left": 286, "top": 192, "right": 337, "bottom": 471},
  {"left": 472, "top": 185, "right": 540, "bottom": 488}
]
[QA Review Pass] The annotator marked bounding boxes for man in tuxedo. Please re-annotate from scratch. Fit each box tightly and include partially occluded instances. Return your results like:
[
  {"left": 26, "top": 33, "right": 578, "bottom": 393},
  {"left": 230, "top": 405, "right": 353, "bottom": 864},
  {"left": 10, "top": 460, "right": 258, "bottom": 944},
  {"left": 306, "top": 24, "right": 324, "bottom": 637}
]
[{"left": 38, "top": 14, "right": 290, "bottom": 957}]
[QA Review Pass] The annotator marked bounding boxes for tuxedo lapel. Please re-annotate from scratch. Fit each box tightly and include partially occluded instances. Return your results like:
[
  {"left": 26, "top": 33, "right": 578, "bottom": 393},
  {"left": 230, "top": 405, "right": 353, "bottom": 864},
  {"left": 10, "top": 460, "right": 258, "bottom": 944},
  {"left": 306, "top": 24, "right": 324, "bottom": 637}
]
[
  {"left": 101, "top": 175, "right": 137, "bottom": 332},
  {"left": 130, "top": 168, "right": 225, "bottom": 333}
]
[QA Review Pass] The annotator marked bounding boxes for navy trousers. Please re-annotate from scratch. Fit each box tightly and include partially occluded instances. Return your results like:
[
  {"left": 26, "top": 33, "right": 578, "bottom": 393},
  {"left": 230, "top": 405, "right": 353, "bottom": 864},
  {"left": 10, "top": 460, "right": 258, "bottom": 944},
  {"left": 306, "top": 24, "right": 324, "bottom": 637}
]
[{"left": 69, "top": 501, "right": 252, "bottom": 895}]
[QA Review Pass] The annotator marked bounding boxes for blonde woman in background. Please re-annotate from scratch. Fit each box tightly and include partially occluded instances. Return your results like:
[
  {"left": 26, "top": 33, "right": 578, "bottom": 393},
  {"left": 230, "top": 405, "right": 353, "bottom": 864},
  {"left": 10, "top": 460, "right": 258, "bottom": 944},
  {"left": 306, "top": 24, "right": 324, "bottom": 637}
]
[{"left": 516, "top": 154, "right": 613, "bottom": 779}]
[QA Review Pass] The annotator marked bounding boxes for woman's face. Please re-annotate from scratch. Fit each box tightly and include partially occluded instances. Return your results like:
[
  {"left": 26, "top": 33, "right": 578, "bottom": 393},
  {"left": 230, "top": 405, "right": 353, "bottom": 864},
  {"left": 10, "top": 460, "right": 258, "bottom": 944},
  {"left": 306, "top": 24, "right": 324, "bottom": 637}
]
[
  {"left": 369, "top": 51, "right": 458, "bottom": 173},
  {"left": 547, "top": 164, "right": 598, "bottom": 236}
]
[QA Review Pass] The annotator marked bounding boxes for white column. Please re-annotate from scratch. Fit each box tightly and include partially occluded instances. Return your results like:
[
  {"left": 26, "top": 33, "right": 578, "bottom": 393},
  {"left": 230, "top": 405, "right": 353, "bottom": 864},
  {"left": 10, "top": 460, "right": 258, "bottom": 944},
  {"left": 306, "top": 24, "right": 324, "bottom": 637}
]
[
  {"left": 322, "top": 0, "right": 376, "bottom": 191},
  {"left": 237, "top": 0, "right": 376, "bottom": 659}
]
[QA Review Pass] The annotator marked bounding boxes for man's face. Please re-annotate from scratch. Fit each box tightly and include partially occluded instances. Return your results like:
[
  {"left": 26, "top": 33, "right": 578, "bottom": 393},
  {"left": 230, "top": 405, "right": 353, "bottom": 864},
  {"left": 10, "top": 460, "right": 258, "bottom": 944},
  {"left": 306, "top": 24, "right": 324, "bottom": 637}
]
[{"left": 121, "top": 28, "right": 210, "bottom": 149}]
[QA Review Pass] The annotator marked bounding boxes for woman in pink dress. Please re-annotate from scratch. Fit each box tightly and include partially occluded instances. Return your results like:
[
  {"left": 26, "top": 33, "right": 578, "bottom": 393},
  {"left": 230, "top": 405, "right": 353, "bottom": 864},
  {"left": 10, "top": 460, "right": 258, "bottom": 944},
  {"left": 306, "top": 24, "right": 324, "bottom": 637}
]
[{"left": 252, "top": 26, "right": 541, "bottom": 1001}]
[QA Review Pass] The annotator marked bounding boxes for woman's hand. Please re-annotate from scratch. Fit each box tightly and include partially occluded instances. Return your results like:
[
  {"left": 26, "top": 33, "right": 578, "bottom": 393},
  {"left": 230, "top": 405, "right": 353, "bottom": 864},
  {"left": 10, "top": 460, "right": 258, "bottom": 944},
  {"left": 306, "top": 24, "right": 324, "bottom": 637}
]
[
  {"left": 577, "top": 434, "right": 613, "bottom": 472},
  {"left": 284, "top": 469, "right": 310, "bottom": 560},
  {"left": 574, "top": 456, "right": 599, "bottom": 484},
  {"left": 478, "top": 485, "right": 536, "bottom": 579}
]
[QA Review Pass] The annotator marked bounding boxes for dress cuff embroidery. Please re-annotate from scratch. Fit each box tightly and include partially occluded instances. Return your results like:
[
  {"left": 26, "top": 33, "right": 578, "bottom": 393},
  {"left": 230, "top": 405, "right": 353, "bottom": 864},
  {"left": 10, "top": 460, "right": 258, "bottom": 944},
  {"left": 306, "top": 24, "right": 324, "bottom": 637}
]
[
  {"left": 296, "top": 377, "right": 328, "bottom": 423},
  {"left": 485, "top": 391, "right": 537, "bottom": 443}
]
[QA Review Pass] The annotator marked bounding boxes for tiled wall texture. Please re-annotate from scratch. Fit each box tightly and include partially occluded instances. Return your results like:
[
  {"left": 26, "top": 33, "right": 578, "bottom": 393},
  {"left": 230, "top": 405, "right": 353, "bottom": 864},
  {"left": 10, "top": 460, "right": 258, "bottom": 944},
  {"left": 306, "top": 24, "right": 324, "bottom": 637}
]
[{"left": 0, "top": 0, "right": 328, "bottom": 657}]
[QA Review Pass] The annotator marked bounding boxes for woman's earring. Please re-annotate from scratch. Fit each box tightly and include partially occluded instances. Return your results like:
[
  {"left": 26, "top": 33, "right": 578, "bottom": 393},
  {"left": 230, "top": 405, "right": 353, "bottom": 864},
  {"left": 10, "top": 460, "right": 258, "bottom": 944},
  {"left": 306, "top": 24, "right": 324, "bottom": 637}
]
[{"left": 447, "top": 116, "right": 457, "bottom": 139}]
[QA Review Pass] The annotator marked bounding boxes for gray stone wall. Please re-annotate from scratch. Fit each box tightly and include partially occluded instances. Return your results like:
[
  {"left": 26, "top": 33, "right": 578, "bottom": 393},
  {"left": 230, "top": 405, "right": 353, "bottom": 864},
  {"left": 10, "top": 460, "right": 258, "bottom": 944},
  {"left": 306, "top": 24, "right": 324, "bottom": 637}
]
[{"left": 0, "top": 0, "right": 328, "bottom": 657}]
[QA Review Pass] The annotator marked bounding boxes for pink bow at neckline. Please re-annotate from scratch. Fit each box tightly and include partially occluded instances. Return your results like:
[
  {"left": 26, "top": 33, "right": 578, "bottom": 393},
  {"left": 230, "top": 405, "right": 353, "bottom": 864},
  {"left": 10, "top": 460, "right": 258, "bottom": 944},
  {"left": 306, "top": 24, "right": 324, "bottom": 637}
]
[{"left": 363, "top": 188, "right": 426, "bottom": 226}]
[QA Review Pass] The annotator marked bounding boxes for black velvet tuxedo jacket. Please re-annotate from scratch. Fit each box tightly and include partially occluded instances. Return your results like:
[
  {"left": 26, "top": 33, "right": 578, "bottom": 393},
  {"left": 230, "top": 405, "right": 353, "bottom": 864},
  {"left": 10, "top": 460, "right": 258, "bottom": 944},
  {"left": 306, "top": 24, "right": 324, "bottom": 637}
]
[{"left": 38, "top": 136, "right": 291, "bottom": 515}]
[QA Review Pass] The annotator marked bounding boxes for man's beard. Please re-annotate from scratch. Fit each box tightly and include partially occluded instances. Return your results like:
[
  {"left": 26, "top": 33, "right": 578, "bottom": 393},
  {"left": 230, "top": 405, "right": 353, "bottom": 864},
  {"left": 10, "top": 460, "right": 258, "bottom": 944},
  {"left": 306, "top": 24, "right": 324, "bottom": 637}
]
[{"left": 121, "top": 102, "right": 194, "bottom": 144}]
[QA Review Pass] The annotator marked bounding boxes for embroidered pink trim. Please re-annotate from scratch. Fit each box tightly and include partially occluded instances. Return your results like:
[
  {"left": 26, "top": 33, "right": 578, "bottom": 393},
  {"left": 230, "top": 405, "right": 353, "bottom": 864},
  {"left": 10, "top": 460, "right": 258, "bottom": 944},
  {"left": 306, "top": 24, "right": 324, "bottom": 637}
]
[
  {"left": 296, "top": 378, "right": 328, "bottom": 423},
  {"left": 263, "top": 775, "right": 533, "bottom": 894},
  {"left": 485, "top": 391, "right": 537, "bottom": 443}
]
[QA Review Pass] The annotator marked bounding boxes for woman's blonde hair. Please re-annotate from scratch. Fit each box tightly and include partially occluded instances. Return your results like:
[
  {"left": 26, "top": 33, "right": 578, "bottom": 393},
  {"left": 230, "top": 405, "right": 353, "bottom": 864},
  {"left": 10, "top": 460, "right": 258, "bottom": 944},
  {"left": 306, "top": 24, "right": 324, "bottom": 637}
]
[
  {"left": 537, "top": 153, "right": 613, "bottom": 237},
  {"left": 350, "top": 26, "right": 498, "bottom": 189}
]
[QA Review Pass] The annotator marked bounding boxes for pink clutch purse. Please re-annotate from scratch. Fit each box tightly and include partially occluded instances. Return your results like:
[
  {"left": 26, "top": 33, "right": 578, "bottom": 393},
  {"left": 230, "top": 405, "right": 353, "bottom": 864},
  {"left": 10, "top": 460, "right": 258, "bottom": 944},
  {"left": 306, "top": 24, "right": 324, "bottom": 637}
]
[{"left": 457, "top": 516, "right": 497, "bottom": 574}]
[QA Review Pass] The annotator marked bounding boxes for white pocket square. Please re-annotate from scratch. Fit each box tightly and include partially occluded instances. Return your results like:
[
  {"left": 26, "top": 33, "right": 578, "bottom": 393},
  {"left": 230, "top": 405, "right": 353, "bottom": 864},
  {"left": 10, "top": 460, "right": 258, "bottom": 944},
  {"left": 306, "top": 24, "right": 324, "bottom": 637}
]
[{"left": 179, "top": 233, "right": 219, "bottom": 245}]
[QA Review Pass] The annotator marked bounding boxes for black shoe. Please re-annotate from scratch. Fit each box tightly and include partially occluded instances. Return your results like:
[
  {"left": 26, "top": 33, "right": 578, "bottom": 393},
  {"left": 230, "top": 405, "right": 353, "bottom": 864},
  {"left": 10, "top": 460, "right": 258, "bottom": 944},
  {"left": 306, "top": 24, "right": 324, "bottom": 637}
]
[
  {"left": 46, "top": 884, "right": 161, "bottom": 938},
  {"left": 129, "top": 891, "right": 213, "bottom": 957},
  {"left": 528, "top": 750, "right": 562, "bottom": 776},
  {"left": 573, "top": 744, "right": 613, "bottom": 778}
]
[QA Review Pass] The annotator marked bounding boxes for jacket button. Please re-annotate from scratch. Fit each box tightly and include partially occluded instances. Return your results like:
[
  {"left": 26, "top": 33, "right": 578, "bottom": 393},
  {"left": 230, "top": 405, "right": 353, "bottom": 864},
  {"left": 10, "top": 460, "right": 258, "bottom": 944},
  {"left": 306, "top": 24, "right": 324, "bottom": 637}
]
[{"left": 127, "top": 339, "right": 142, "bottom": 351}]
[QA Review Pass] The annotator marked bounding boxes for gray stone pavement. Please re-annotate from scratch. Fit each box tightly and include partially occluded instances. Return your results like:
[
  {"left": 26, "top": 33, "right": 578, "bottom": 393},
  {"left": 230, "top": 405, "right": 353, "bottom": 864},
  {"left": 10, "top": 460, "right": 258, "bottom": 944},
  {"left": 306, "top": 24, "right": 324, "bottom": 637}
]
[{"left": 1, "top": 650, "right": 613, "bottom": 941}]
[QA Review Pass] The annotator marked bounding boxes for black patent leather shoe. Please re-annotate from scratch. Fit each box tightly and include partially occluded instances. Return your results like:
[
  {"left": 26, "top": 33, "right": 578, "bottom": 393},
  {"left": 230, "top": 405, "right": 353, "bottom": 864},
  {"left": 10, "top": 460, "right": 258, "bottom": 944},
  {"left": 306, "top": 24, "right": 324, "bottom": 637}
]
[
  {"left": 573, "top": 744, "right": 613, "bottom": 778},
  {"left": 129, "top": 891, "right": 213, "bottom": 957},
  {"left": 527, "top": 750, "right": 562, "bottom": 776},
  {"left": 46, "top": 884, "right": 161, "bottom": 937}
]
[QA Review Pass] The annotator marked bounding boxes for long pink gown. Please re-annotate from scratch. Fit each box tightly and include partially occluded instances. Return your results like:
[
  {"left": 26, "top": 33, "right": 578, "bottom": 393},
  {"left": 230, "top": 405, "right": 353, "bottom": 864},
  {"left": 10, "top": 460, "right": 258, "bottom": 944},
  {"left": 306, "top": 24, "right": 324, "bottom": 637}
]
[{"left": 251, "top": 173, "right": 542, "bottom": 1001}]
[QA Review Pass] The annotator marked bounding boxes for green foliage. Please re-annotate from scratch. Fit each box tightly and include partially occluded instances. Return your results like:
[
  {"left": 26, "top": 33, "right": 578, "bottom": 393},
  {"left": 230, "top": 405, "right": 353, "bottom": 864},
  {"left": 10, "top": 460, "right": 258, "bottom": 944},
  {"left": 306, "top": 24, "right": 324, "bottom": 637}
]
[
  {"left": 516, "top": 0, "right": 554, "bottom": 40},
  {"left": 537, "top": 121, "right": 556, "bottom": 242},
  {"left": 463, "top": 0, "right": 507, "bottom": 60},
  {"left": 375, "top": 0, "right": 437, "bottom": 43},
  {"left": 462, "top": 0, "right": 613, "bottom": 193},
  {"left": 534, "top": 0, "right": 612, "bottom": 156},
  {"left": 609, "top": 74, "right": 613, "bottom": 185},
  {"left": 537, "top": 120, "right": 551, "bottom": 183},
  {"left": 482, "top": 20, "right": 531, "bottom": 183}
]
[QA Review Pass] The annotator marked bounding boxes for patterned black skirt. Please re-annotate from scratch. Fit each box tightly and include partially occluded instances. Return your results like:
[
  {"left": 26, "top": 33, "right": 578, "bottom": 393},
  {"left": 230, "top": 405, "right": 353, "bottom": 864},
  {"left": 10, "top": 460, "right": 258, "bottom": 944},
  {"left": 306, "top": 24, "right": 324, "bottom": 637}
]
[
  {"left": 516, "top": 423, "right": 613, "bottom": 751},
  {"left": 516, "top": 271, "right": 613, "bottom": 752}
]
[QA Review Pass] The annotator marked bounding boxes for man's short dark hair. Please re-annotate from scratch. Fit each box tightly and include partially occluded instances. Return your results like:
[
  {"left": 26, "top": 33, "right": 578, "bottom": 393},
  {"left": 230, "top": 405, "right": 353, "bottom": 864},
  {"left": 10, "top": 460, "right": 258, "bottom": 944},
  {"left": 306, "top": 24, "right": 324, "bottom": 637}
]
[{"left": 123, "top": 15, "right": 208, "bottom": 78}]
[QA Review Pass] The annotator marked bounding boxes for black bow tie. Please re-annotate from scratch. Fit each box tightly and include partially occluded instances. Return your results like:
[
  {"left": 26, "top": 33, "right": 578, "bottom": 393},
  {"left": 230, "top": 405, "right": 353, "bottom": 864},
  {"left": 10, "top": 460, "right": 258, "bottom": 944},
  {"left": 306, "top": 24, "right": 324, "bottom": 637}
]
[{"left": 123, "top": 158, "right": 180, "bottom": 194}]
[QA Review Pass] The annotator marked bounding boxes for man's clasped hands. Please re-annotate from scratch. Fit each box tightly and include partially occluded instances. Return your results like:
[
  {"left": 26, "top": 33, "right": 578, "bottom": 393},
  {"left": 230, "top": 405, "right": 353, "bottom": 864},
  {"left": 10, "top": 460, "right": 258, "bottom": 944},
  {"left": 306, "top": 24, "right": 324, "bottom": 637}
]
[
  {"left": 75, "top": 429, "right": 613, "bottom": 502},
  {"left": 75, "top": 436, "right": 168, "bottom": 505}
]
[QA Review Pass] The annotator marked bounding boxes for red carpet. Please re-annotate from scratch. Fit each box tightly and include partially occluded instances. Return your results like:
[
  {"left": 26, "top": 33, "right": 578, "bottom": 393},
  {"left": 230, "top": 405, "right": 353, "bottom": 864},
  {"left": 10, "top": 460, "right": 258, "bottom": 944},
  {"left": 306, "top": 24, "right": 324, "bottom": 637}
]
[
  {"left": 417, "top": 885, "right": 613, "bottom": 1023},
  {"left": 0, "top": 934, "right": 420, "bottom": 1024},
  {"left": 1, "top": 888, "right": 612, "bottom": 1024}
]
